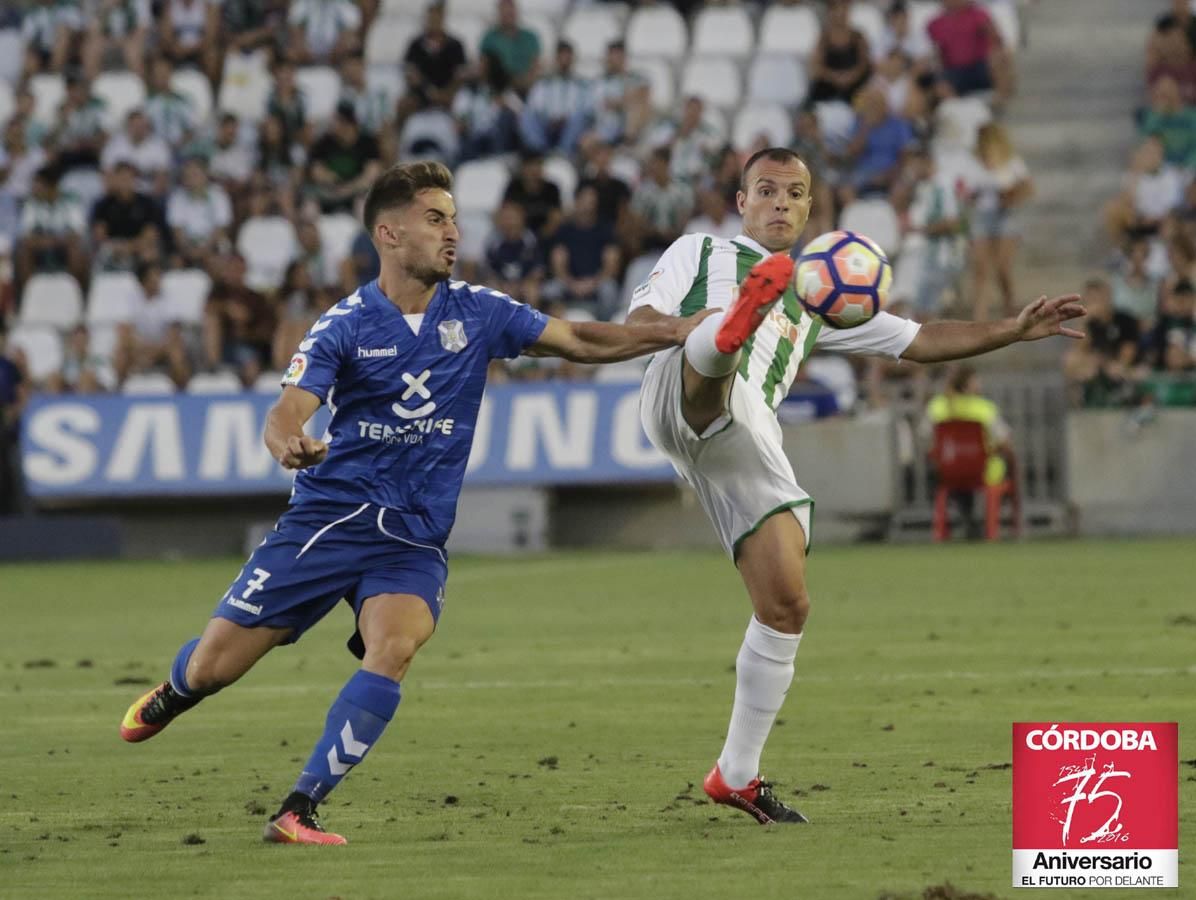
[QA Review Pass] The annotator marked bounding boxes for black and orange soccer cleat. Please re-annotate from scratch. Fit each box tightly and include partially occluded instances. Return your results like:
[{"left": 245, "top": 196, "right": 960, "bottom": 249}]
[
  {"left": 263, "top": 794, "right": 348, "bottom": 846},
  {"left": 703, "top": 764, "right": 810, "bottom": 825},
  {"left": 119, "top": 681, "right": 198, "bottom": 743},
  {"left": 713, "top": 252, "right": 796, "bottom": 354}
]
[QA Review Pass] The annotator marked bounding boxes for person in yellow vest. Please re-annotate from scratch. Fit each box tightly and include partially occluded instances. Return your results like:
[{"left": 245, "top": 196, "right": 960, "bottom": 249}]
[{"left": 924, "top": 363, "right": 1013, "bottom": 487}]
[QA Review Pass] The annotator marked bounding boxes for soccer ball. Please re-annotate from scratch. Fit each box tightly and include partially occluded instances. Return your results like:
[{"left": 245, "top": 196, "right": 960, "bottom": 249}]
[{"left": 793, "top": 230, "right": 892, "bottom": 329}]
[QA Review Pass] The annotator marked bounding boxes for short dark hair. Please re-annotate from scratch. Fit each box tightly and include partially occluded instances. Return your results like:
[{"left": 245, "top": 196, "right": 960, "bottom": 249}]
[
  {"left": 740, "top": 147, "right": 805, "bottom": 190},
  {"left": 362, "top": 161, "right": 453, "bottom": 233},
  {"left": 949, "top": 364, "right": 976, "bottom": 393},
  {"left": 1174, "top": 278, "right": 1194, "bottom": 295}
]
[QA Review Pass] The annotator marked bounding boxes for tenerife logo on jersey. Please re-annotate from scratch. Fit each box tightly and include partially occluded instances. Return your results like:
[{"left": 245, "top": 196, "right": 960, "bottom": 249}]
[
  {"left": 357, "top": 369, "right": 455, "bottom": 445},
  {"left": 438, "top": 319, "right": 468, "bottom": 352}
]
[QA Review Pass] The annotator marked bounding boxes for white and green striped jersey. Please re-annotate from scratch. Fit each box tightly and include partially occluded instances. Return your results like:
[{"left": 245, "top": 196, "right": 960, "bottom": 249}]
[{"left": 629, "top": 232, "right": 922, "bottom": 412}]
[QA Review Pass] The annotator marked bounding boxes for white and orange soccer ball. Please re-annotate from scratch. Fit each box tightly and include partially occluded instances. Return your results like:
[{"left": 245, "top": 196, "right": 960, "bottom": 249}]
[{"left": 793, "top": 230, "right": 892, "bottom": 329}]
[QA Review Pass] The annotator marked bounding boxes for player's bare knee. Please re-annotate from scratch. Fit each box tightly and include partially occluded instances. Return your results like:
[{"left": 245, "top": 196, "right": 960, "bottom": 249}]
[
  {"left": 759, "top": 586, "right": 810, "bottom": 634},
  {"left": 362, "top": 633, "right": 422, "bottom": 680},
  {"left": 185, "top": 653, "right": 233, "bottom": 694}
]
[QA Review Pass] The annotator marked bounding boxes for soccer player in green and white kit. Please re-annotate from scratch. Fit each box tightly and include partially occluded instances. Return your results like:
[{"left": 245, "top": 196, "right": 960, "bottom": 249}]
[{"left": 627, "top": 147, "right": 1084, "bottom": 824}]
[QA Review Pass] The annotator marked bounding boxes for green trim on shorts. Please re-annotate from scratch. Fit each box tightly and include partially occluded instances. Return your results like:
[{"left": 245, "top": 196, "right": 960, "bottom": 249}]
[{"left": 732, "top": 497, "right": 815, "bottom": 561}]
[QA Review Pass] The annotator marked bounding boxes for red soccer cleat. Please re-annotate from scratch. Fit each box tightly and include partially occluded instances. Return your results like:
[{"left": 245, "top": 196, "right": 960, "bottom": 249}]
[
  {"left": 120, "top": 681, "right": 197, "bottom": 743},
  {"left": 714, "top": 252, "right": 795, "bottom": 354},
  {"left": 263, "top": 808, "right": 347, "bottom": 846},
  {"left": 703, "top": 764, "right": 809, "bottom": 825}
]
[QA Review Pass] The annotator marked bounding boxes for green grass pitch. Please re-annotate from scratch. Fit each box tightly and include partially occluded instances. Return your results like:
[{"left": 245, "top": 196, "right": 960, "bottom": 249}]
[{"left": 1, "top": 539, "right": 1193, "bottom": 900}]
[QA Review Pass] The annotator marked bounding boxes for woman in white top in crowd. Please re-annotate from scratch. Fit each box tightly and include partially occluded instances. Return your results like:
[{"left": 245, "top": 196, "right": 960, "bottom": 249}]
[{"left": 969, "top": 122, "right": 1033, "bottom": 320}]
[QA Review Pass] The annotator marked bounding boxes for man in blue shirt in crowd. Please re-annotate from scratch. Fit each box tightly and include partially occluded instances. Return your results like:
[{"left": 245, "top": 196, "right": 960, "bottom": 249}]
[{"left": 117, "top": 160, "right": 759, "bottom": 845}]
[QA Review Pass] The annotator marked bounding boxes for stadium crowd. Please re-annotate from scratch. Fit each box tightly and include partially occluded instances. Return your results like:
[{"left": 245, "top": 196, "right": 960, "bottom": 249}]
[
  {"left": 1077, "top": 0, "right": 1196, "bottom": 409},
  {"left": 0, "top": 0, "right": 1029, "bottom": 407}
]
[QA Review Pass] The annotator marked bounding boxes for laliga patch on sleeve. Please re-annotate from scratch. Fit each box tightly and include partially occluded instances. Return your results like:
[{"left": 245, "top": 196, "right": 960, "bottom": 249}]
[
  {"left": 632, "top": 269, "right": 663, "bottom": 300},
  {"left": 1012, "top": 722, "right": 1178, "bottom": 889},
  {"left": 282, "top": 353, "right": 308, "bottom": 385}
]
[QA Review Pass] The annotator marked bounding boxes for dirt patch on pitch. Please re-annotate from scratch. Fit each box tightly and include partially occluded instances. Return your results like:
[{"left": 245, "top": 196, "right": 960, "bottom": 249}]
[{"left": 878, "top": 883, "right": 1005, "bottom": 900}]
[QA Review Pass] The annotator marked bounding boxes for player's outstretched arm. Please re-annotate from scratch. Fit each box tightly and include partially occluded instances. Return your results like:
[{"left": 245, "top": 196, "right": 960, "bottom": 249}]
[
  {"left": 265, "top": 385, "right": 328, "bottom": 470},
  {"left": 901, "top": 294, "right": 1085, "bottom": 364},
  {"left": 525, "top": 311, "right": 717, "bottom": 364}
]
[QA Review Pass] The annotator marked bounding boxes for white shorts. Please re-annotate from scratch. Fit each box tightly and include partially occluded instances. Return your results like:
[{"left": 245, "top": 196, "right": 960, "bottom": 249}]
[{"left": 639, "top": 347, "right": 813, "bottom": 558}]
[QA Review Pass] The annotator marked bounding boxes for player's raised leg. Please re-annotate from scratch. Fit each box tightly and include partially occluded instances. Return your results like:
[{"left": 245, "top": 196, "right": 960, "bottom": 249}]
[
  {"left": 120, "top": 617, "right": 291, "bottom": 742},
  {"left": 680, "top": 253, "right": 794, "bottom": 434},
  {"left": 704, "top": 510, "right": 810, "bottom": 824},
  {"left": 264, "top": 593, "right": 435, "bottom": 846}
]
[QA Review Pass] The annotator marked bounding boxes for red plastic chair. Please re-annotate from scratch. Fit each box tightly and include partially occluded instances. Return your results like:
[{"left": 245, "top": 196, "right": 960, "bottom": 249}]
[{"left": 929, "top": 420, "right": 1018, "bottom": 541}]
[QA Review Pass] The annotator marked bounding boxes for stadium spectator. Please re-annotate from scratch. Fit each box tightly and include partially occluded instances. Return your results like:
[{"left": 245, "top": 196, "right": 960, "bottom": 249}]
[
  {"left": 1062, "top": 277, "right": 1142, "bottom": 407},
  {"left": 160, "top": 0, "right": 222, "bottom": 79},
  {"left": 339, "top": 54, "right": 392, "bottom": 137},
  {"left": 273, "top": 259, "right": 329, "bottom": 371},
  {"left": 809, "top": 0, "right": 873, "bottom": 104},
  {"left": 91, "top": 162, "right": 167, "bottom": 273},
  {"left": 1, "top": 122, "right": 48, "bottom": 206},
  {"left": 1138, "top": 76, "right": 1196, "bottom": 168},
  {"left": 167, "top": 157, "right": 233, "bottom": 270},
  {"left": 576, "top": 140, "right": 631, "bottom": 231},
  {"left": 870, "top": 49, "right": 917, "bottom": 118},
  {"left": 843, "top": 86, "right": 914, "bottom": 199},
  {"left": 480, "top": 0, "right": 542, "bottom": 93},
  {"left": 0, "top": 238, "right": 13, "bottom": 318},
  {"left": 400, "top": 2, "right": 467, "bottom": 121},
  {"left": 453, "top": 50, "right": 521, "bottom": 162},
  {"left": 927, "top": 0, "right": 1009, "bottom": 102},
  {"left": 11, "top": 89, "right": 50, "bottom": 152},
  {"left": 52, "top": 72, "right": 108, "bottom": 172},
  {"left": 631, "top": 145, "right": 694, "bottom": 253},
  {"left": 641, "top": 96, "right": 721, "bottom": 187},
  {"left": 100, "top": 110, "right": 173, "bottom": 197},
  {"left": 307, "top": 103, "right": 382, "bottom": 214},
  {"left": 82, "top": 0, "right": 151, "bottom": 80},
  {"left": 207, "top": 113, "right": 257, "bottom": 201},
  {"left": 224, "top": 0, "right": 288, "bottom": 56},
  {"left": 969, "top": 122, "right": 1032, "bottom": 320},
  {"left": 145, "top": 57, "right": 199, "bottom": 150},
  {"left": 15, "top": 166, "right": 88, "bottom": 288},
  {"left": 287, "top": 0, "right": 362, "bottom": 65},
  {"left": 519, "top": 40, "right": 592, "bottom": 156},
  {"left": 294, "top": 219, "right": 338, "bottom": 296},
  {"left": 1112, "top": 238, "right": 1160, "bottom": 326},
  {"left": 546, "top": 185, "right": 620, "bottom": 320},
  {"left": 21, "top": 0, "right": 83, "bottom": 80},
  {"left": 1143, "top": 277, "right": 1195, "bottom": 373},
  {"left": 267, "top": 60, "right": 311, "bottom": 150},
  {"left": 1147, "top": 3, "right": 1196, "bottom": 103},
  {"left": 1154, "top": 0, "right": 1196, "bottom": 55},
  {"left": 52, "top": 323, "right": 116, "bottom": 393},
  {"left": 590, "top": 40, "right": 650, "bottom": 146},
  {"left": 0, "top": 324, "right": 26, "bottom": 514},
  {"left": 686, "top": 187, "right": 743, "bottom": 241},
  {"left": 341, "top": 227, "right": 380, "bottom": 295},
  {"left": 483, "top": 201, "right": 543, "bottom": 309},
  {"left": 115, "top": 262, "right": 195, "bottom": 389},
  {"left": 875, "top": 0, "right": 933, "bottom": 67},
  {"left": 891, "top": 144, "right": 963, "bottom": 315},
  {"left": 204, "top": 252, "right": 277, "bottom": 387},
  {"left": 255, "top": 113, "right": 300, "bottom": 210},
  {"left": 791, "top": 110, "right": 840, "bottom": 238},
  {"left": 502, "top": 153, "right": 562, "bottom": 240},
  {"left": 1104, "top": 137, "right": 1185, "bottom": 246}
]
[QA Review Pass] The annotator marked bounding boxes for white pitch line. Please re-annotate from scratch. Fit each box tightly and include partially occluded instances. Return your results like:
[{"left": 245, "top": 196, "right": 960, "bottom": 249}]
[{"left": 0, "top": 664, "right": 1190, "bottom": 700}]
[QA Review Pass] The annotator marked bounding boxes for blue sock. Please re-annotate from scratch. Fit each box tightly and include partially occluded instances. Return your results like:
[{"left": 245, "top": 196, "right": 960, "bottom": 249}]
[
  {"left": 169, "top": 638, "right": 200, "bottom": 697},
  {"left": 293, "top": 670, "right": 401, "bottom": 803}
]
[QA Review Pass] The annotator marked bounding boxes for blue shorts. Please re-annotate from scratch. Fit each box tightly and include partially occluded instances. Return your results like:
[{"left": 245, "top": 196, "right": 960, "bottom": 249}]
[{"left": 213, "top": 501, "right": 448, "bottom": 658}]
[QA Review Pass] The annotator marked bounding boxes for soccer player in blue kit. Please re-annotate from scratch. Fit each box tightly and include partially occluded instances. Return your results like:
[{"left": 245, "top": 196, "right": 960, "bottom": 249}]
[{"left": 117, "top": 160, "right": 750, "bottom": 845}]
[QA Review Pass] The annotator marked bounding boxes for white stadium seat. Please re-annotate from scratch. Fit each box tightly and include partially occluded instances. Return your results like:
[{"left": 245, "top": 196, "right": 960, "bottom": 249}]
[
  {"left": 441, "top": 0, "right": 491, "bottom": 17},
  {"left": 692, "top": 6, "right": 754, "bottom": 58},
  {"left": 544, "top": 155, "right": 577, "bottom": 208},
  {"left": 296, "top": 66, "right": 342, "bottom": 128},
  {"left": 20, "top": 273, "right": 84, "bottom": 330},
  {"left": 759, "top": 6, "right": 820, "bottom": 59},
  {"left": 562, "top": 7, "right": 624, "bottom": 61},
  {"left": 593, "top": 360, "right": 647, "bottom": 383},
  {"left": 523, "top": 15, "right": 558, "bottom": 62},
  {"left": 519, "top": 0, "right": 572, "bottom": 21},
  {"left": 456, "top": 210, "right": 491, "bottom": 265},
  {"left": 88, "top": 324, "right": 120, "bottom": 361},
  {"left": 398, "top": 108, "right": 459, "bottom": 161},
  {"left": 680, "top": 57, "right": 742, "bottom": 110},
  {"left": 93, "top": 71, "right": 148, "bottom": 131},
  {"left": 732, "top": 105, "right": 794, "bottom": 154},
  {"left": 8, "top": 326, "right": 64, "bottom": 383},
  {"left": 218, "top": 49, "right": 273, "bottom": 122},
  {"left": 0, "top": 81, "right": 13, "bottom": 130},
  {"left": 236, "top": 216, "right": 298, "bottom": 291},
  {"left": 161, "top": 269, "right": 212, "bottom": 326},
  {"left": 86, "top": 272, "right": 141, "bottom": 326},
  {"left": 366, "top": 18, "right": 419, "bottom": 67},
  {"left": 839, "top": 198, "right": 902, "bottom": 257},
  {"left": 629, "top": 56, "right": 675, "bottom": 113},
  {"left": 186, "top": 371, "right": 244, "bottom": 394},
  {"left": 367, "top": 64, "right": 405, "bottom": 111},
  {"left": 253, "top": 371, "right": 285, "bottom": 393},
  {"left": 317, "top": 214, "right": 361, "bottom": 279},
  {"left": 59, "top": 168, "right": 106, "bottom": 218},
  {"left": 747, "top": 55, "right": 809, "bottom": 108},
  {"left": 701, "top": 107, "right": 729, "bottom": 142},
  {"left": 122, "top": 372, "right": 177, "bottom": 394},
  {"left": 849, "top": 3, "right": 886, "bottom": 54},
  {"left": 453, "top": 158, "right": 510, "bottom": 215},
  {"left": 815, "top": 100, "right": 857, "bottom": 151},
  {"left": 170, "top": 69, "right": 213, "bottom": 125},
  {"left": 909, "top": 1, "right": 943, "bottom": 39},
  {"left": 625, "top": 5, "right": 688, "bottom": 62},
  {"left": 0, "top": 29, "right": 23, "bottom": 87},
  {"left": 447, "top": 14, "right": 486, "bottom": 59},
  {"left": 29, "top": 73, "right": 65, "bottom": 127},
  {"left": 988, "top": 0, "right": 1019, "bottom": 52}
]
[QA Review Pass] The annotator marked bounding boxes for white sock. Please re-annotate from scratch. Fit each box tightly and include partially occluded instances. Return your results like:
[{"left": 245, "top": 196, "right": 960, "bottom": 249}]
[
  {"left": 683, "top": 311, "right": 739, "bottom": 377},
  {"left": 717, "top": 616, "right": 801, "bottom": 790}
]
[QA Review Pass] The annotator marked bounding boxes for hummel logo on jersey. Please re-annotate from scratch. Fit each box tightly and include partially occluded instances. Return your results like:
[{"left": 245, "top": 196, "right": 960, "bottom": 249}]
[
  {"left": 356, "top": 346, "right": 398, "bottom": 358},
  {"left": 225, "top": 596, "right": 262, "bottom": 615}
]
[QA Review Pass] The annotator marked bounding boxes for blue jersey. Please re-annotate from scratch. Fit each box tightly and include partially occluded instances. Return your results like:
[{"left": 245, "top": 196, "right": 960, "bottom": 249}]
[{"left": 280, "top": 278, "right": 548, "bottom": 546}]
